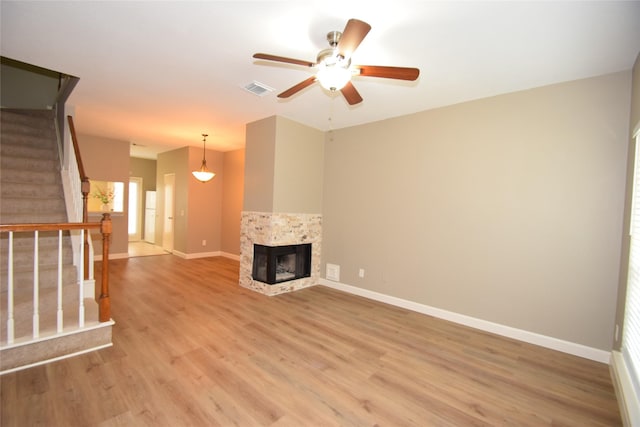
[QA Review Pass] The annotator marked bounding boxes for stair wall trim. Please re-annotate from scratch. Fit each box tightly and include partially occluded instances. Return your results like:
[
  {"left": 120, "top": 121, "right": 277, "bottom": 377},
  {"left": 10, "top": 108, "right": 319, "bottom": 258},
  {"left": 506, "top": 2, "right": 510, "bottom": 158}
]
[
  {"left": 83, "top": 278, "right": 95, "bottom": 301},
  {"left": 1, "top": 342, "right": 113, "bottom": 376},
  {"left": 0, "top": 319, "right": 114, "bottom": 351}
]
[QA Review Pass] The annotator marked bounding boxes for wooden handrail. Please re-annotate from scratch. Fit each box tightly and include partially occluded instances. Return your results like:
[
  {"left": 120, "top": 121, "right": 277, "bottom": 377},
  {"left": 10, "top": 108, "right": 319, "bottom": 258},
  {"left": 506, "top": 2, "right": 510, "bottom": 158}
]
[
  {"left": 0, "top": 214, "right": 113, "bottom": 323},
  {"left": 0, "top": 222, "right": 100, "bottom": 232},
  {"left": 66, "top": 115, "right": 92, "bottom": 279},
  {"left": 66, "top": 116, "right": 88, "bottom": 182}
]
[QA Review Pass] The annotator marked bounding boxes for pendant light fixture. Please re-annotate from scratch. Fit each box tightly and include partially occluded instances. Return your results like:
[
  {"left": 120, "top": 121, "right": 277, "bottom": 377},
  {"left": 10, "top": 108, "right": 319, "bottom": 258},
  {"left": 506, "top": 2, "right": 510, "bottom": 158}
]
[{"left": 192, "top": 133, "right": 215, "bottom": 183}]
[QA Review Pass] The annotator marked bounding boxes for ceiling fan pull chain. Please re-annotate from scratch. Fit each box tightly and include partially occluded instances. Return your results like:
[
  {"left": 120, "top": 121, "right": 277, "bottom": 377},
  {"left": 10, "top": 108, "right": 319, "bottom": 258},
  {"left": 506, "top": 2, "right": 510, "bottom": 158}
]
[{"left": 328, "top": 97, "right": 335, "bottom": 142}]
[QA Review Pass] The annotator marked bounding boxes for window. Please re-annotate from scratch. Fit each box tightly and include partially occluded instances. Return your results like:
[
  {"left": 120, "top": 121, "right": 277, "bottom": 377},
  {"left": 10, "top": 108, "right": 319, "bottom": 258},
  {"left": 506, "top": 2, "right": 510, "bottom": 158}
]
[{"left": 88, "top": 180, "right": 124, "bottom": 213}]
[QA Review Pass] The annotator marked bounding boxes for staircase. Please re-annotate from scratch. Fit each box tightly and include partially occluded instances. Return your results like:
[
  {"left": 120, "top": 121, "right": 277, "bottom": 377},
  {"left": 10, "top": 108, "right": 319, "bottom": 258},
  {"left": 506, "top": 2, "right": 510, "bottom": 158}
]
[{"left": 0, "top": 108, "right": 113, "bottom": 374}]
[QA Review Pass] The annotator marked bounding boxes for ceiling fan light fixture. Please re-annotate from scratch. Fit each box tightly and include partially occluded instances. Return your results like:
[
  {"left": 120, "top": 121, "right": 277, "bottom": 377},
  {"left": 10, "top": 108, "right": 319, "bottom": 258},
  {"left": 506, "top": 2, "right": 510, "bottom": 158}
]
[
  {"left": 192, "top": 133, "right": 215, "bottom": 183},
  {"left": 317, "top": 63, "right": 352, "bottom": 92}
]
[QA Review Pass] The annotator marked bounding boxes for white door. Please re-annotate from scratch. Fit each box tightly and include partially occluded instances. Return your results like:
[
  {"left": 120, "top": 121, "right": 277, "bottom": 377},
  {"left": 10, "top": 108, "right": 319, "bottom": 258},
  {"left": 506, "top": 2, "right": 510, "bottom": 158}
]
[
  {"left": 144, "top": 191, "right": 156, "bottom": 243},
  {"left": 128, "top": 177, "right": 143, "bottom": 241},
  {"left": 162, "top": 173, "right": 175, "bottom": 252}
]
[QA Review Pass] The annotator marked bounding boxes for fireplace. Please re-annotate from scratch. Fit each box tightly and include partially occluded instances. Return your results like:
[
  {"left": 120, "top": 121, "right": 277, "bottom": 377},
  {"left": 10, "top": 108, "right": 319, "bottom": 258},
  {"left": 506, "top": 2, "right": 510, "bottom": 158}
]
[
  {"left": 252, "top": 243, "right": 311, "bottom": 285},
  {"left": 240, "top": 212, "right": 321, "bottom": 295}
]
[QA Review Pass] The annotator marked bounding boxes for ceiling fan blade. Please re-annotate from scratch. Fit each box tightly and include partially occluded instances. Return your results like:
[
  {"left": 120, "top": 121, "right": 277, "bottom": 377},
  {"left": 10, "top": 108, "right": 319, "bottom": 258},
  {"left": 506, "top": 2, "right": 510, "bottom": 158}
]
[
  {"left": 253, "top": 53, "right": 315, "bottom": 68},
  {"left": 340, "top": 81, "right": 363, "bottom": 105},
  {"left": 355, "top": 65, "right": 420, "bottom": 81},
  {"left": 337, "top": 19, "right": 371, "bottom": 58},
  {"left": 278, "top": 76, "right": 318, "bottom": 98}
]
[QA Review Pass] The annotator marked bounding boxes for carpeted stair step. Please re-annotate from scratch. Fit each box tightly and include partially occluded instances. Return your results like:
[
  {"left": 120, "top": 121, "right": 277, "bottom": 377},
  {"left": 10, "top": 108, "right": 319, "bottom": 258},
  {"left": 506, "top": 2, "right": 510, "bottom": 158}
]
[
  {"left": 0, "top": 142, "right": 57, "bottom": 160},
  {"left": 0, "top": 196, "right": 67, "bottom": 215},
  {"left": 0, "top": 168, "right": 61, "bottom": 186},
  {"left": 1, "top": 154, "right": 59, "bottom": 172},
  {"left": 0, "top": 108, "right": 56, "bottom": 128},
  {"left": 1, "top": 181, "right": 63, "bottom": 199},
  {"left": 0, "top": 211, "right": 68, "bottom": 224}
]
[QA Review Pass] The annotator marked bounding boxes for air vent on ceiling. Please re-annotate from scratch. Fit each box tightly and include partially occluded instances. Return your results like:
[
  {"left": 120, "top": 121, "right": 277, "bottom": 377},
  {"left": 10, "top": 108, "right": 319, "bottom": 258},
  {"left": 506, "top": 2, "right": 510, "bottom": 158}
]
[{"left": 243, "top": 81, "right": 274, "bottom": 97}]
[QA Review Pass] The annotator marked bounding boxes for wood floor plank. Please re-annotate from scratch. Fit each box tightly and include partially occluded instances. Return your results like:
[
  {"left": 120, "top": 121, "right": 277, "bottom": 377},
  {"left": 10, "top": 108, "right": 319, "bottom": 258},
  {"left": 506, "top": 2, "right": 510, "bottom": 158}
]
[{"left": 0, "top": 255, "right": 622, "bottom": 426}]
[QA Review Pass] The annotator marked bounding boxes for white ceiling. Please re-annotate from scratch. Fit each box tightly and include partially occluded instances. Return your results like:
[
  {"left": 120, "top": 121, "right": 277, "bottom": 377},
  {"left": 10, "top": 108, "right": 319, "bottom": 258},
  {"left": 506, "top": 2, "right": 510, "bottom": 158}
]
[{"left": 2, "top": 1, "right": 640, "bottom": 159}]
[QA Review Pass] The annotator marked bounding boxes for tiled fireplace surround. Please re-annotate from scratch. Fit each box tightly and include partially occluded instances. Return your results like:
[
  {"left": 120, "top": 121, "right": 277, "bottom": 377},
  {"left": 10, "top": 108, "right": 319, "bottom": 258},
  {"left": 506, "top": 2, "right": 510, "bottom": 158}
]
[{"left": 239, "top": 211, "right": 322, "bottom": 296}]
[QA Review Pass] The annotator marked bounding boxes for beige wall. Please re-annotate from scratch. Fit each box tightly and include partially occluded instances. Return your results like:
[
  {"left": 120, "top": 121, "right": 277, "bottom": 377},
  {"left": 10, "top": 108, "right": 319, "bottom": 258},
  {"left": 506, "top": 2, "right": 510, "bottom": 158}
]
[
  {"left": 273, "top": 116, "right": 324, "bottom": 213},
  {"left": 77, "top": 133, "right": 130, "bottom": 257},
  {"left": 186, "top": 146, "right": 224, "bottom": 253},
  {"left": 322, "top": 71, "right": 631, "bottom": 351},
  {"left": 130, "top": 157, "right": 157, "bottom": 193},
  {"left": 156, "top": 146, "right": 224, "bottom": 255},
  {"left": 243, "top": 115, "right": 324, "bottom": 214},
  {"left": 243, "top": 116, "right": 276, "bottom": 212},
  {"left": 615, "top": 52, "right": 640, "bottom": 350},
  {"left": 221, "top": 149, "right": 245, "bottom": 256}
]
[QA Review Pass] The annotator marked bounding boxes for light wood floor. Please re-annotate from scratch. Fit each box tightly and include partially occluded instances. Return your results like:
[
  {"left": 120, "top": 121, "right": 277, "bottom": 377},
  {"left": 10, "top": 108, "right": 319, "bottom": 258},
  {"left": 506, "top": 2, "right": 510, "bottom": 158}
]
[{"left": 1, "top": 256, "right": 622, "bottom": 426}]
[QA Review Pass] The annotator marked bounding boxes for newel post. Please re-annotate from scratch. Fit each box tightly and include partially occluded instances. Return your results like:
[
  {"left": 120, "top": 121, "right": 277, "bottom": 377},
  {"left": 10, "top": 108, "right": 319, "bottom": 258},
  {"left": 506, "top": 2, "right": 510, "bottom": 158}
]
[{"left": 99, "top": 213, "right": 112, "bottom": 322}]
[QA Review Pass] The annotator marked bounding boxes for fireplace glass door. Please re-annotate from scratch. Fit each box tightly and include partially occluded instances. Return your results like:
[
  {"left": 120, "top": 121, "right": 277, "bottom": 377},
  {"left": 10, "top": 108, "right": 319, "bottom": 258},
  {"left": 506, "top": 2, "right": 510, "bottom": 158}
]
[{"left": 252, "top": 244, "right": 311, "bottom": 284}]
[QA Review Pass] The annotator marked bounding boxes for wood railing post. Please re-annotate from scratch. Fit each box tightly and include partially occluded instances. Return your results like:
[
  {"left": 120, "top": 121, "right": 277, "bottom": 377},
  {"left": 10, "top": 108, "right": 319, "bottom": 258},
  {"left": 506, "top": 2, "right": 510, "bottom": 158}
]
[
  {"left": 81, "top": 178, "right": 91, "bottom": 279},
  {"left": 99, "top": 213, "right": 112, "bottom": 322}
]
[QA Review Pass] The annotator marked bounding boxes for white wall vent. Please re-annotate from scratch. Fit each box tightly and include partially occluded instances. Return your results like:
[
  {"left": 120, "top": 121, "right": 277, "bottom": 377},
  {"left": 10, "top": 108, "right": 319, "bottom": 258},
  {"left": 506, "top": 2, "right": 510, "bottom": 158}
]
[
  {"left": 326, "top": 263, "right": 340, "bottom": 282},
  {"left": 243, "top": 81, "right": 274, "bottom": 97}
]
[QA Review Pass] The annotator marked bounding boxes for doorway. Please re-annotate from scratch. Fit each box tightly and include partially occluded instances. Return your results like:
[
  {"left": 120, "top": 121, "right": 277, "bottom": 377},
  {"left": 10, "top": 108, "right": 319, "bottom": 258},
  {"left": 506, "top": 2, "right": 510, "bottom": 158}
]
[{"left": 128, "top": 177, "right": 143, "bottom": 242}]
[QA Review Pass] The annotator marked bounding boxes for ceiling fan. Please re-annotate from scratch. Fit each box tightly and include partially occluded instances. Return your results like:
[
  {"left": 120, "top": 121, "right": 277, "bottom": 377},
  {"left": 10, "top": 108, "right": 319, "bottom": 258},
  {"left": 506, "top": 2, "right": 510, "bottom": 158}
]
[{"left": 253, "top": 18, "right": 420, "bottom": 105}]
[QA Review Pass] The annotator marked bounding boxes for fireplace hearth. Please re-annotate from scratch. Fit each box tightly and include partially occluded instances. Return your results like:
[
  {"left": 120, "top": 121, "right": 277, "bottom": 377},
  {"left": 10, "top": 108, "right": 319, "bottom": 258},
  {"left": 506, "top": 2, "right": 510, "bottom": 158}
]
[{"left": 252, "top": 243, "right": 311, "bottom": 285}]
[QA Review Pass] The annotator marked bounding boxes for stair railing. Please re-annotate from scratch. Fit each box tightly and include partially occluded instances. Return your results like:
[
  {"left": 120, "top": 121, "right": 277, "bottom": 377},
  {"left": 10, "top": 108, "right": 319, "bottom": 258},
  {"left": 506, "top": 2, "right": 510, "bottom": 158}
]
[
  {"left": 66, "top": 116, "right": 92, "bottom": 278},
  {"left": 0, "top": 214, "right": 112, "bottom": 346}
]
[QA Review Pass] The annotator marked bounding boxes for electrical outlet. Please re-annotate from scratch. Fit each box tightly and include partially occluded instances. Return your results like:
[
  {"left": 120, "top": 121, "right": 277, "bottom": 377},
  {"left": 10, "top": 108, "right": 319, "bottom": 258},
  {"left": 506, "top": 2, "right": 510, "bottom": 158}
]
[
  {"left": 202, "top": 240, "right": 206, "bottom": 246},
  {"left": 615, "top": 324, "right": 620, "bottom": 341},
  {"left": 358, "top": 268, "right": 365, "bottom": 278}
]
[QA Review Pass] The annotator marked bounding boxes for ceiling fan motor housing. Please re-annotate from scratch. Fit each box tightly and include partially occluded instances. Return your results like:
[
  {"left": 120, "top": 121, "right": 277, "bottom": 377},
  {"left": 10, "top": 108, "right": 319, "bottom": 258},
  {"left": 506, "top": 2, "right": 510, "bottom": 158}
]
[{"left": 326, "top": 30, "right": 342, "bottom": 47}]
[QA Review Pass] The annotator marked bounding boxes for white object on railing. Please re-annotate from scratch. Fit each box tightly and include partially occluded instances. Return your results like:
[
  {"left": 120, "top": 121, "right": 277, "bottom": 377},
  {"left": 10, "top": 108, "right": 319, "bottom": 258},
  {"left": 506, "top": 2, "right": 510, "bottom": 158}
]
[
  {"left": 7, "top": 232, "right": 15, "bottom": 344},
  {"left": 78, "top": 229, "right": 85, "bottom": 328},
  {"left": 57, "top": 230, "right": 64, "bottom": 333},
  {"left": 33, "top": 231, "right": 39, "bottom": 339}
]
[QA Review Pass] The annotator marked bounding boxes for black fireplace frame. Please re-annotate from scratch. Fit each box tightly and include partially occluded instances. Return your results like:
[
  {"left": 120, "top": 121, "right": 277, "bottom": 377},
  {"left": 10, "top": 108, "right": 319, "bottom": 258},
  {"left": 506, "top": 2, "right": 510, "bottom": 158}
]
[{"left": 252, "top": 243, "right": 312, "bottom": 285}]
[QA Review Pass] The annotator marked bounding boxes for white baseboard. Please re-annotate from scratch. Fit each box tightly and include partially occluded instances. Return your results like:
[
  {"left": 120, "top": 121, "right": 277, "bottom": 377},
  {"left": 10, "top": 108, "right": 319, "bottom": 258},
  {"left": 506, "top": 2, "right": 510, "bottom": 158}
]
[
  {"left": 611, "top": 351, "right": 640, "bottom": 426},
  {"left": 319, "top": 278, "right": 611, "bottom": 363}
]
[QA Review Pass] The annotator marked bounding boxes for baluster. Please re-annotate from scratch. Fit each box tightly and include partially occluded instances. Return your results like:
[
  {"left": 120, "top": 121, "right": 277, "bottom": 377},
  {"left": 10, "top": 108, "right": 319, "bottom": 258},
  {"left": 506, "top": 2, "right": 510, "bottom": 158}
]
[
  {"left": 33, "top": 230, "right": 39, "bottom": 338},
  {"left": 7, "top": 232, "right": 15, "bottom": 344},
  {"left": 57, "top": 229, "right": 63, "bottom": 333},
  {"left": 78, "top": 229, "right": 85, "bottom": 328}
]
